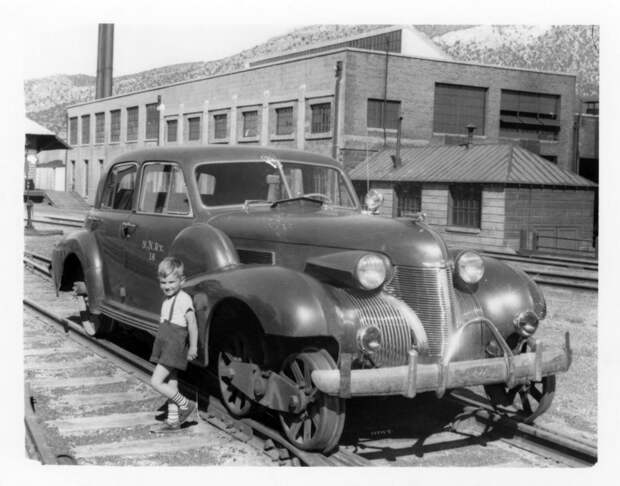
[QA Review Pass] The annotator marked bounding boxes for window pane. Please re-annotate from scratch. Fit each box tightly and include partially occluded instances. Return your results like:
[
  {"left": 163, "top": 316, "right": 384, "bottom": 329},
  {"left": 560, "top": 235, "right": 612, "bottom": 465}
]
[
  {"left": 500, "top": 90, "right": 560, "bottom": 140},
  {"left": 276, "top": 107, "right": 294, "bottom": 135},
  {"left": 243, "top": 111, "right": 258, "bottom": 137},
  {"left": 69, "top": 117, "right": 78, "bottom": 145},
  {"left": 127, "top": 106, "right": 138, "bottom": 141},
  {"left": 397, "top": 184, "right": 421, "bottom": 216},
  {"left": 95, "top": 112, "right": 105, "bottom": 144},
  {"left": 139, "top": 164, "right": 190, "bottom": 214},
  {"left": 81, "top": 115, "right": 90, "bottom": 144},
  {"left": 187, "top": 116, "right": 201, "bottom": 141},
  {"left": 110, "top": 110, "right": 121, "bottom": 142},
  {"left": 166, "top": 119, "right": 178, "bottom": 142},
  {"left": 449, "top": 184, "right": 481, "bottom": 228},
  {"left": 214, "top": 114, "right": 227, "bottom": 139},
  {"left": 367, "top": 99, "right": 401, "bottom": 129},
  {"left": 311, "top": 103, "right": 331, "bottom": 133},
  {"left": 434, "top": 84, "right": 486, "bottom": 135},
  {"left": 101, "top": 164, "right": 136, "bottom": 210},
  {"left": 145, "top": 103, "right": 159, "bottom": 139}
]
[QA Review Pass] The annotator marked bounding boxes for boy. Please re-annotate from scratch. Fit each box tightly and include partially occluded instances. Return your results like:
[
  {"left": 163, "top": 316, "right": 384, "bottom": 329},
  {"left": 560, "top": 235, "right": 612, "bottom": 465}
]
[{"left": 149, "top": 257, "right": 198, "bottom": 432}]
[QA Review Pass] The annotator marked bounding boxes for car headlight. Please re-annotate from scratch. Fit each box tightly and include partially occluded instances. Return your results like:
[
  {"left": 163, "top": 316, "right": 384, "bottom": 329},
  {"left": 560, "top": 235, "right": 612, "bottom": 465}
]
[
  {"left": 455, "top": 251, "right": 485, "bottom": 284},
  {"left": 513, "top": 310, "right": 539, "bottom": 337},
  {"left": 357, "top": 326, "right": 383, "bottom": 353},
  {"left": 356, "top": 254, "right": 388, "bottom": 290}
]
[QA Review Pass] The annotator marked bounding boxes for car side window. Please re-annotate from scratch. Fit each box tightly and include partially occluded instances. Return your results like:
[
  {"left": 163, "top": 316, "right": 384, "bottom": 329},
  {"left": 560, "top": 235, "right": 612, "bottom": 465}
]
[
  {"left": 138, "top": 162, "right": 191, "bottom": 215},
  {"left": 100, "top": 163, "right": 137, "bottom": 211}
]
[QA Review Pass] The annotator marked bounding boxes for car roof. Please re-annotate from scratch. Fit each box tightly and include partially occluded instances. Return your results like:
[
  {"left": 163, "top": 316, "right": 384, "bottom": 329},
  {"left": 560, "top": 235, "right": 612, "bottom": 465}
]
[{"left": 112, "top": 145, "right": 342, "bottom": 168}]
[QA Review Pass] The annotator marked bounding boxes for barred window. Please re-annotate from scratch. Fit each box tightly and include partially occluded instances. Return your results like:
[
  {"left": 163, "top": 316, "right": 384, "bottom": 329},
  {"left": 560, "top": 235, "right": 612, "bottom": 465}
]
[
  {"left": 499, "top": 90, "right": 560, "bottom": 141},
  {"left": 434, "top": 83, "right": 487, "bottom": 135},
  {"left": 242, "top": 111, "right": 258, "bottom": 137},
  {"left": 276, "top": 106, "right": 294, "bottom": 135},
  {"left": 95, "top": 112, "right": 105, "bottom": 144},
  {"left": 126, "top": 106, "right": 138, "bottom": 141},
  {"left": 145, "top": 103, "right": 159, "bottom": 140},
  {"left": 187, "top": 116, "right": 201, "bottom": 141},
  {"left": 69, "top": 117, "right": 78, "bottom": 145},
  {"left": 396, "top": 183, "right": 421, "bottom": 217},
  {"left": 81, "top": 114, "right": 90, "bottom": 144},
  {"left": 110, "top": 110, "right": 121, "bottom": 142},
  {"left": 311, "top": 103, "right": 331, "bottom": 133},
  {"left": 367, "top": 99, "right": 401, "bottom": 130},
  {"left": 449, "top": 184, "right": 481, "bottom": 228},
  {"left": 214, "top": 113, "right": 227, "bottom": 139},
  {"left": 166, "top": 119, "right": 178, "bottom": 143}
]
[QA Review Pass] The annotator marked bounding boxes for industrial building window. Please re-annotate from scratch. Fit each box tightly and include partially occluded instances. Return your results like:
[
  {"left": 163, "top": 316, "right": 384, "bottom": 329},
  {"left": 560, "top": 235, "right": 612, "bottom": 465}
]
[
  {"left": 433, "top": 84, "right": 487, "bottom": 135},
  {"left": 311, "top": 103, "right": 331, "bottom": 133},
  {"left": 81, "top": 114, "right": 90, "bottom": 145},
  {"left": 98, "top": 159, "right": 104, "bottom": 182},
  {"left": 126, "top": 106, "right": 139, "bottom": 141},
  {"left": 187, "top": 116, "right": 201, "bottom": 141},
  {"left": 145, "top": 103, "right": 160, "bottom": 140},
  {"left": 276, "top": 107, "right": 294, "bottom": 135},
  {"left": 166, "top": 119, "right": 178, "bottom": 142},
  {"left": 396, "top": 183, "right": 421, "bottom": 217},
  {"left": 110, "top": 110, "right": 121, "bottom": 142},
  {"left": 69, "top": 117, "right": 78, "bottom": 145},
  {"left": 584, "top": 100, "right": 599, "bottom": 115},
  {"left": 499, "top": 90, "right": 560, "bottom": 141},
  {"left": 367, "top": 99, "right": 401, "bottom": 130},
  {"left": 449, "top": 184, "right": 481, "bottom": 228},
  {"left": 95, "top": 112, "right": 105, "bottom": 144},
  {"left": 214, "top": 113, "right": 228, "bottom": 139},
  {"left": 242, "top": 111, "right": 258, "bottom": 137}
]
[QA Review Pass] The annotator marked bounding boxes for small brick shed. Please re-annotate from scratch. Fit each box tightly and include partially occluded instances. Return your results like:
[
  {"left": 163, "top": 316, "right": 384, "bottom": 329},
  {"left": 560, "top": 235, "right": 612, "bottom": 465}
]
[{"left": 349, "top": 143, "right": 597, "bottom": 253}]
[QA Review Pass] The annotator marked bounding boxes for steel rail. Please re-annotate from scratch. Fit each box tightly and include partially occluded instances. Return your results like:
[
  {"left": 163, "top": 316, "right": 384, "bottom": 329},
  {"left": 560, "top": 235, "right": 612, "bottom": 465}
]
[
  {"left": 449, "top": 389, "right": 597, "bottom": 467},
  {"left": 22, "top": 293, "right": 367, "bottom": 466}
]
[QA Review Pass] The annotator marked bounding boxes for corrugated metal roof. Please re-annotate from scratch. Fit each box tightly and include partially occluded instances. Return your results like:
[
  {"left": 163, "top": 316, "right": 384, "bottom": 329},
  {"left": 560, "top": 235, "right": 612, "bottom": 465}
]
[{"left": 349, "top": 144, "right": 596, "bottom": 187}]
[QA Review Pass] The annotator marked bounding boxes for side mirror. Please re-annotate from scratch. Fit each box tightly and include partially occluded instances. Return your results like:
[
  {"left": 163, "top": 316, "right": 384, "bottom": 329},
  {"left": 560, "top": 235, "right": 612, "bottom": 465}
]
[{"left": 364, "top": 189, "right": 384, "bottom": 214}]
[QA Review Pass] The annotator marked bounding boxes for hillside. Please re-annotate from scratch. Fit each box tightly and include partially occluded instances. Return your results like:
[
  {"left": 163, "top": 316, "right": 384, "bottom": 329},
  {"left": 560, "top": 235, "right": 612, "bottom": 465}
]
[{"left": 25, "top": 24, "right": 598, "bottom": 139}]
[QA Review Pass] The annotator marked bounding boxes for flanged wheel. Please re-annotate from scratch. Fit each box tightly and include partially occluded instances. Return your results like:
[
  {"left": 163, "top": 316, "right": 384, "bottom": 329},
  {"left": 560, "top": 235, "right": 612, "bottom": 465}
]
[
  {"left": 217, "top": 332, "right": 260, "bottom": 418},
  {"left": 484, "top": 375, "right": 556, "bottom": 424},
  {"left": 278, "top": 349, "right": 345, "bottom": 453},
  {"left": 73, "top": 281, "right": 115, "bottom": 337}
]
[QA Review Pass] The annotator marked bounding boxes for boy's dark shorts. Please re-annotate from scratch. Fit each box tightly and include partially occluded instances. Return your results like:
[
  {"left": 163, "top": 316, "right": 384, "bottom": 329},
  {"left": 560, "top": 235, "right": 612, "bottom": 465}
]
[{"left": 150, "top": 321, "right": 189, "bottom": 371}]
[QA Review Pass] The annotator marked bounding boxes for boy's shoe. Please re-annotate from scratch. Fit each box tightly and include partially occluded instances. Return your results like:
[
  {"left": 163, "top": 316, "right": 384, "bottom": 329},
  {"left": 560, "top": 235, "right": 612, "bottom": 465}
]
[
  {"left": 150, "top": 421, "right": 181, "bottom": 434},
  {"left": 178, "top": 401, "right": 197, "bottom": 424}
]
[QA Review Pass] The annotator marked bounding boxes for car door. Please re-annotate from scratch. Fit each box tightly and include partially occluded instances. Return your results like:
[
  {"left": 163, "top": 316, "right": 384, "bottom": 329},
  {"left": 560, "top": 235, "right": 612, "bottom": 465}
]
[
  {"left": 92, "top": 161, "right": 137, "bottom": 305},
  {"left": 123, "top": 161, "right": 194, "bottom": 326}
]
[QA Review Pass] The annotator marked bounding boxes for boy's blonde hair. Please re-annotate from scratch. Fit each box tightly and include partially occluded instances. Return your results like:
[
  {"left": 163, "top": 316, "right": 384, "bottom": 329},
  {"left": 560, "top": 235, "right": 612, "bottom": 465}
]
[{"left": 158, "top": 256, "right": 185, "bottom": 279}]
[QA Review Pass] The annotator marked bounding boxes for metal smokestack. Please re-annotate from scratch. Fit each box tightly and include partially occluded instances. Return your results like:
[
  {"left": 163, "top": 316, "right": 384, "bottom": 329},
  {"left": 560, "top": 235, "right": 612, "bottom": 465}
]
[{"left": 96, "top": 24, "right": 114, "bottom": 99}]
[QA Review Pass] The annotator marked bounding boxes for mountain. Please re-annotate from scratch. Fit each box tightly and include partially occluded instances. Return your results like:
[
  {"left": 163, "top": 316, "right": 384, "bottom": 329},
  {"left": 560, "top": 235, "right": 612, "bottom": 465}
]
[{"left": 25, "top": 24, "right": 598, "bottom": 140}]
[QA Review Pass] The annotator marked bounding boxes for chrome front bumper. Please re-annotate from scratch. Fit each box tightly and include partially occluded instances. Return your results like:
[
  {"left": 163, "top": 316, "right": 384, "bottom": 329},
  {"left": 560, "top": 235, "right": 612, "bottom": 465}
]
[{"left": 312, "top": 318, "right": 572, "bottom": 399}]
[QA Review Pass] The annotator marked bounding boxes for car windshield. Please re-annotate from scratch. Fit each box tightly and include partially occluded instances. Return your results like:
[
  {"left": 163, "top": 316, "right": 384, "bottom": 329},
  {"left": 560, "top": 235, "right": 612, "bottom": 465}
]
[{"left": 194, "top": 160, "right": 357, "bottom": 208}]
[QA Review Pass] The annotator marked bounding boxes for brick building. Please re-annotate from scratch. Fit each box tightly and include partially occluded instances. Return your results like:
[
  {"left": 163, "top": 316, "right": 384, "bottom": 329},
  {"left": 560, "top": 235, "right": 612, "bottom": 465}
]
[
  {"left": 65, "top": 26, "right": 580, "bottom": 208},
  {"left": 349, "top": 144, "right": 596, "bottom": 253}
]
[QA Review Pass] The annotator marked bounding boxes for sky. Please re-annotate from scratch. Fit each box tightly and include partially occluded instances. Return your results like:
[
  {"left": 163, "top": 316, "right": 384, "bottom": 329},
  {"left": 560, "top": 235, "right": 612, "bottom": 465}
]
[{"left": 23, "top": 24, "right": 298, "bottom": 80}]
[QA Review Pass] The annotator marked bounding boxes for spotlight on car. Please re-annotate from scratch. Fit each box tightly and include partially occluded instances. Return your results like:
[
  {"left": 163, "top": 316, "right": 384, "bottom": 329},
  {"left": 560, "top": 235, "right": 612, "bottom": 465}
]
[{"left": 364, "top": 189, "right": 384, "bottom": 213}]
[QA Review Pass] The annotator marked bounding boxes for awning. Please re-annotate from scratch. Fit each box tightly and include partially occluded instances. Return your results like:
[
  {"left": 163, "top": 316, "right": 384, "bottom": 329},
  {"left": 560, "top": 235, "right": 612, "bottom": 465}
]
[{"left": 25, "top": 118, "right": 71, "bottom": 151}]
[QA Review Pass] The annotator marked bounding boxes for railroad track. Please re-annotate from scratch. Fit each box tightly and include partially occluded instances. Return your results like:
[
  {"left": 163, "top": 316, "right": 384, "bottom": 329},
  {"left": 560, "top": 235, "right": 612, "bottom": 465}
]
[
  {"left": 24, "top": 256, "right": 597, "bottom": 467},
  {"left": 482, "top": 250, "right": 598, "bottom": 291}
]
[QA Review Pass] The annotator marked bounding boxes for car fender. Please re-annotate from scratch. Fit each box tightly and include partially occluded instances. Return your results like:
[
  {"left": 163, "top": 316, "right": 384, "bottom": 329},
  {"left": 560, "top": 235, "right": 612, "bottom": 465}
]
[
  {"left": 51, "top": 229, "right": 106, "bottom": 311},
  {"left": 186, "top": 265, "right": 343, "bottom": 344},
  {"left": 456, "top": 255, "right": 546, "bottom": 338},
  {"left": 169, "top": 223, "right": 239, "bottom": 278}
]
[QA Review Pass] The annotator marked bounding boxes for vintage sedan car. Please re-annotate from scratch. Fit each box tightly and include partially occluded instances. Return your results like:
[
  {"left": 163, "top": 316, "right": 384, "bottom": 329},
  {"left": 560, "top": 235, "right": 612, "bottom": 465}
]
[{"left": 52, "top": 146, "right": 571, "bottom": 453}]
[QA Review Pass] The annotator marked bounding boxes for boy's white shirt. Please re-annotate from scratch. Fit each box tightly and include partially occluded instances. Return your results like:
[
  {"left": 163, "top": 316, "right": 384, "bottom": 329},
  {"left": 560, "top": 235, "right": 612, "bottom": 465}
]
[{"left": 160, "top": 290, "right": 194, "bottom": 327}]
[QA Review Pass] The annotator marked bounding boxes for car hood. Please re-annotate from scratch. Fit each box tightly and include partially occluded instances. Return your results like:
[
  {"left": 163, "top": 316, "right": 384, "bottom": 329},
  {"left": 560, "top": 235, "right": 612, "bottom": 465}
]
[{"left": 206, "top": 204, "right": 450, "bottom": 267}]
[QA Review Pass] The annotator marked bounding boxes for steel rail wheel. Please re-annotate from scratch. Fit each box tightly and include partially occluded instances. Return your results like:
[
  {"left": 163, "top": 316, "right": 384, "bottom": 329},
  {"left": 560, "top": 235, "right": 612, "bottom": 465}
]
[
  {"left": 217, "top": 332, "right": 260, "bottom": 418},
  {"left": 278, "top": 349, "right": 345, "bottom": 453},
  {"left": 484, "top": 375, "right": 556, "bottom": 424},
  {"left": 73, "top": 281, "right": 115, "bottom": 337}
]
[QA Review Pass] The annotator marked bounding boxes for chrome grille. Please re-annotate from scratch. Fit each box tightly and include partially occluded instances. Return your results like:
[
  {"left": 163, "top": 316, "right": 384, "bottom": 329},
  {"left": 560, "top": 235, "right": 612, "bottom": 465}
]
[
  {"left": 333, "top": 289, "right": 414, "bottom": 366},
  {"left": 384, "top": 266, "right": 454, "bottom": 357}
]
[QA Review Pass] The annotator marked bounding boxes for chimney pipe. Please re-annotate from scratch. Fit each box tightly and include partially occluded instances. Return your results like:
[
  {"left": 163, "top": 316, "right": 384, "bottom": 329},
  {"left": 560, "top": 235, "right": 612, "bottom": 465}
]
[
  {"left": 391, "top": 113, "right": 403, "bottom": 168},
  {"left": 96, "top": 24, "right": 114, "bottom": 99}
]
